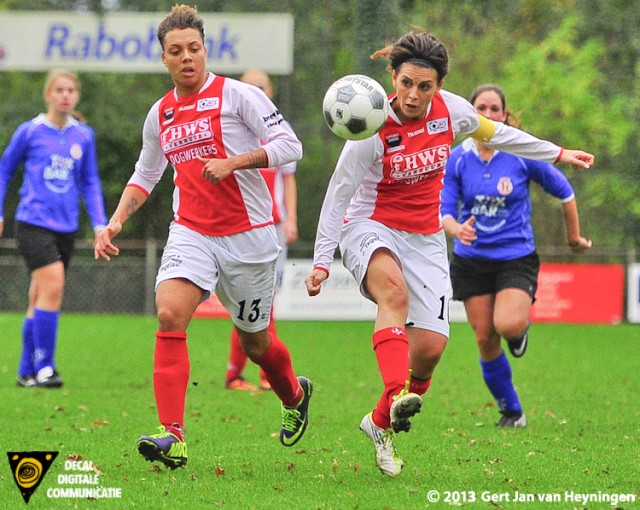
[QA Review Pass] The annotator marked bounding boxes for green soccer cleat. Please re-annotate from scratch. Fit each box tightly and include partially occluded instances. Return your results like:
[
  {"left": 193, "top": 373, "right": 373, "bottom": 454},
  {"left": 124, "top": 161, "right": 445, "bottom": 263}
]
[
  {"left": 280, "top": 376, "right": 313, "bottom": 447},
  {"left": 137, "top": 425, "right": 187, "bottom": 469}
]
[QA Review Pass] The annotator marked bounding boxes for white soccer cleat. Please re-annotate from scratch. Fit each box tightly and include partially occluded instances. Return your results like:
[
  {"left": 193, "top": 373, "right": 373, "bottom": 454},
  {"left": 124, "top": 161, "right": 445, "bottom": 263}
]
[{"left": 359, "top": 412, "right": 403, "bottom": 477}]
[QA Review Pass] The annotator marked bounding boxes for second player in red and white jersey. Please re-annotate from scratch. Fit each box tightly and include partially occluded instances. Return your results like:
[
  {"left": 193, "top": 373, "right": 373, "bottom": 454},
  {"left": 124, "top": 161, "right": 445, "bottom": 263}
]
[
  {"left": 129, "top": 71, "right": 302, "bottom": 236},
  {"left": 313, "top": 89, "right": 562, "bottom": 270},
  {"left": 306, "top": 32, "right": 595, "bottom": 477}
]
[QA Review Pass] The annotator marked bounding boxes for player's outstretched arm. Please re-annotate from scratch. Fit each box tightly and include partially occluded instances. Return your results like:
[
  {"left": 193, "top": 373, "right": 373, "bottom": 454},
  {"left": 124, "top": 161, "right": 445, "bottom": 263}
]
[{"left": 557, "top": 149, "right": 595, "bottom": 170}]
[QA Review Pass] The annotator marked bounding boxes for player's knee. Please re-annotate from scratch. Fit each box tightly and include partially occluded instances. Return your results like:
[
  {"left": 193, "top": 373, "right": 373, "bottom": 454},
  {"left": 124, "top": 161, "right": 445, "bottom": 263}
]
[
  {"left": 156, "top": 305, "right": 189, "bottom": 331},
  {"left": 376, "top": 281, "right": 409, "bottom": 314},
  {"left": 495, "top": 318, "right": 528, "bottom": 341},
  {"left": 237, "top": 329, "right": 269, "bottom": 360}
]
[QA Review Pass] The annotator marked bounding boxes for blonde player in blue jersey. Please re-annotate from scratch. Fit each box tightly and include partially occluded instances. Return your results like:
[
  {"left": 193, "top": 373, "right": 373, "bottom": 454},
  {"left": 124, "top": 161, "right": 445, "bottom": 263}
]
[
  {"left": 0, "top": 69, "right": 107, "bottom": 388},
  {"left": 442, "top": 84, "right": 592, "bottom": 427}
]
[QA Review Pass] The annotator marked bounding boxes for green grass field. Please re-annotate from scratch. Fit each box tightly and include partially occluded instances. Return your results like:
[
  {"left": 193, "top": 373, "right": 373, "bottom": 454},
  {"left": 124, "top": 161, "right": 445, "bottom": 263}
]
[{"left": 0, "top": 314, "right": 638, "bottom": 509}]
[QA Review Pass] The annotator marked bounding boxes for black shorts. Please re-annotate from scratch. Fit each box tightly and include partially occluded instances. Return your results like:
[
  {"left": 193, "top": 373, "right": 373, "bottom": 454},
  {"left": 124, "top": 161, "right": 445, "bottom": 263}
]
[
  {"left": 450, "top": 251, "right": 540, "bottom": 302},
  {"left": 15, "top": 222, "right": 76, "bottom": 272}
]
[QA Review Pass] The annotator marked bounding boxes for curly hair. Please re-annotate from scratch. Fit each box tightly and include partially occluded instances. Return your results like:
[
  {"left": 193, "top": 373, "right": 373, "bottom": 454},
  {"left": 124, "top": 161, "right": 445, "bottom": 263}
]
[{"left": 156, "top": 4, "right": 205, "bottom": 49}]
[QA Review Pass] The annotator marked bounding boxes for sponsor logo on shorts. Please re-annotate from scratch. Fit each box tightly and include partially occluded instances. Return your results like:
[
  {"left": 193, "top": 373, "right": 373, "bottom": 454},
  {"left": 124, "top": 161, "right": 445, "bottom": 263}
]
[
  {"left": 160, "top": 255, "right": 183, "bottom": 272},
  {"left": 359, "top": 232, "right": 382, "bottom": 255}
]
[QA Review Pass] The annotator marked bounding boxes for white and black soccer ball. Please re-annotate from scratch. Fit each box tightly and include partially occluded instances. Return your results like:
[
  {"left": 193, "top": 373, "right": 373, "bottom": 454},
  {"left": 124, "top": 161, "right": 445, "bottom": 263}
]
[{"left": 322, "top": 74, "right": 389, "bottom": 141}]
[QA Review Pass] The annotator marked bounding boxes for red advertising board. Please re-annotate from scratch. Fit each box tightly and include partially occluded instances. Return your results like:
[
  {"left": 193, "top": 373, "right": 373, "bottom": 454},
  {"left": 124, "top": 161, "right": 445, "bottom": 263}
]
[{"left": 531, "top": 263, "right": 624, "bottom": 324}]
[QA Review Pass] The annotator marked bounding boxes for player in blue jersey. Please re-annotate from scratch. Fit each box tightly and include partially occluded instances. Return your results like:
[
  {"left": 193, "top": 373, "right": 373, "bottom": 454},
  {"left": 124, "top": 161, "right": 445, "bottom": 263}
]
[
  {"left": 0, "top": 69, "right": 107, "bottom": 388},
  {"left": 442, "top": 84, "right": 592, "bottom": 427}
]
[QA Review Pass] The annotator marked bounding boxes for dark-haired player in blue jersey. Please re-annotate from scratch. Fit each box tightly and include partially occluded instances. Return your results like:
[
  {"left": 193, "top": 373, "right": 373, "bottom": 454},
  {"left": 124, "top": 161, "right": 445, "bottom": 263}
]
[
  {"left": 442, "top": 84, "right": 592, "bottom": 427},
  {"left": 0, "top": 69, "right": 107, "bottom": 388}
]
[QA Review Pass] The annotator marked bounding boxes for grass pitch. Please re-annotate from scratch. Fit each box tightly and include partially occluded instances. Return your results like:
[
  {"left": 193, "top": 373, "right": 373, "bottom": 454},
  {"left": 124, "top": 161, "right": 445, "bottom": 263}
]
[{"left": 0, "top": 314, "right": 638, "bottom": 509}]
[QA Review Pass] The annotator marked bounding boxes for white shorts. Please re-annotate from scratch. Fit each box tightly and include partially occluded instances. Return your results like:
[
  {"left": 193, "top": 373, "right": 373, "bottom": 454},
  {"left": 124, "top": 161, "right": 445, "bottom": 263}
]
[
  {"left": 156, "top": 222, "right": 280, "bottom": 333},
  {"left": 339, "top": 219, "right": 452, "bottom": 337}
]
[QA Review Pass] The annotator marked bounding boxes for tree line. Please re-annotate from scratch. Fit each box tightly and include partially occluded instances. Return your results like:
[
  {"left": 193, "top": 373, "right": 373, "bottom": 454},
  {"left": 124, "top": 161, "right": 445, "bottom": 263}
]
[{"left": 1, "top": 0, "right": 638, "bottom": 258}]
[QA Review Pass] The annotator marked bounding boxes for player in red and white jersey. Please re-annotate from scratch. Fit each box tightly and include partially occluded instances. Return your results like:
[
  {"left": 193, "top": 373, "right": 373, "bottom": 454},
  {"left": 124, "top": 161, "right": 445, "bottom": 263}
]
[
  {"left": 224, "top": 69, "right": 299, "bottom": 392},
  {"left": 305, "top": 32, "right": 594, "bottom": 477},
  {"left": 94, "top": 5, "right": 312, "bottom": 469}
]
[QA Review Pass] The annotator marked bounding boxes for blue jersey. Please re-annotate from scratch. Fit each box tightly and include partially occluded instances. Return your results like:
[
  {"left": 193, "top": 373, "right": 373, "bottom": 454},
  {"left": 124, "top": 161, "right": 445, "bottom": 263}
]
[
  {"left": 0, "top": 114, "right": 106, "bottom": 233},
  {"left": 441, "top": 138, "right": 574, "bottom": 261}
]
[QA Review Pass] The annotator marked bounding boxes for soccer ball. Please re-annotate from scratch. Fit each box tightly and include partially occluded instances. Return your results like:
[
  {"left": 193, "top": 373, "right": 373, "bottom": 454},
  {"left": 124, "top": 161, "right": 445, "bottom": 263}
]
[{"left": 322, "top": 74, "right": 389, "bottom": 141}]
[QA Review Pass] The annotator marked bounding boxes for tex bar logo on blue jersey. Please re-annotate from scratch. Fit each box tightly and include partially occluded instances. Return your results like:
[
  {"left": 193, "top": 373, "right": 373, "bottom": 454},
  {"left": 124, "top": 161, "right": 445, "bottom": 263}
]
[{"left": 44, "top": 154, "right": 74, "bottom": 193}]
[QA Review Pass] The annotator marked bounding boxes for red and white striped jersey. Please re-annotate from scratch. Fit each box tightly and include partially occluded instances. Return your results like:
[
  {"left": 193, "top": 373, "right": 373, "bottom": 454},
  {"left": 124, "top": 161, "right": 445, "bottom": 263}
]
[
  {"left": 128, "top": 72, "right": 302, "bottom": 236},
  {"left": 313, "top": 89, "right": 561, "bottom": 272}
]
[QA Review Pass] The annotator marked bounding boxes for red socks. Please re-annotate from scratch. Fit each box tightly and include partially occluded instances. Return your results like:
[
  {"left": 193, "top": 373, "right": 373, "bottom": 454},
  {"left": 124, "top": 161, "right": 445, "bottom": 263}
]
[
  {"left": 409, "top": 375, "right": 432, "bottom": 396},
  {"left": 226, "top": 312, "right": 278, "bottom": 382},
  {"left": 154, "top": 332, "right": 190, "bottom": 433},
  {"left": 225, "top": 328, "right": 248, "bottom": 382},
  {"left": 371, "top": 327, "right": 409, "bottom": 429},
  {"left": 256, "top": 336, "right": 300, "bottom": 407}
]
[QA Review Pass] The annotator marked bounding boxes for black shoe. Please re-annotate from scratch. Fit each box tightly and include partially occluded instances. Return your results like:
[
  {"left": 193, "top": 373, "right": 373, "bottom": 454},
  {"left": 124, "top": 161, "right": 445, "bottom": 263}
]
[
  {"left": 280, "top": 376, "right": 313, "bottom": 446},
  {"left": 507, "top": 324, "right": 529, "bottom": 358},
  {"left": 496, "top": 412, "right": 527, "bottom": 428},
  {"left": 36, "top": 366, "right": 64, "bottom": 388},
  {"left": 16, "top": 374, "right": 37, "bottom": 388}
]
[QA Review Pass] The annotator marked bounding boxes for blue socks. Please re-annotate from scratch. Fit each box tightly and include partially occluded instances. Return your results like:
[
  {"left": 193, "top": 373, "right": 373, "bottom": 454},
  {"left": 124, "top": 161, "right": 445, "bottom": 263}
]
[
  {"left": 33, "top": 308, "right": 60, "bottom": 373},
  {"left": 18, "top": 317, "right": 35, "bottom": 376},
  {"left": 480, "top": 351, "right": 522, "bottom": 415}
]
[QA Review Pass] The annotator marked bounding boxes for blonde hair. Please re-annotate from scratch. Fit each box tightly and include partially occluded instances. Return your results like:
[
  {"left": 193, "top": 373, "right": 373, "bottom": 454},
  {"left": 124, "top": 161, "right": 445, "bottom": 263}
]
[{"left": 43, "top": 68, "right": 81, "bottom": 99}]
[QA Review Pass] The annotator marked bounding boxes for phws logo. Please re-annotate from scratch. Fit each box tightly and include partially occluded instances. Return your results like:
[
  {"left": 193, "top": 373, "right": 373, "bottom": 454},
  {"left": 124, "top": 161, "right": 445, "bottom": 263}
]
[{"left": 7, "top": 451, "right": 58, "bottom": 504}]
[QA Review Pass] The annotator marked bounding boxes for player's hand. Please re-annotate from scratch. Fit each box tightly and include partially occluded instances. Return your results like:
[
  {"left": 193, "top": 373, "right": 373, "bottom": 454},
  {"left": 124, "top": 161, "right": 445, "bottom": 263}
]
[
  {"left": 0, "top": 220, "right": 4, "bottom": 238},
  {"left": 569, "top": 236, "right": 592, "bottom": 254},
  {"left": 283, "top": 218, "right": 298, "bottom": 245},
  {"left": 305, "top": 268, "right": 328, "bottom": 297},
  {"left": 559, "top": 149, "right": 595, "bottom": 170},
  {"left": 456, "top": 216, "right": 477, "bottom": 246},
  {"left": 198, "top": 156, "right": 235, "bottom": 184},
  {"left": 94, "top": 222, "right": 122, "bottom": 261}
]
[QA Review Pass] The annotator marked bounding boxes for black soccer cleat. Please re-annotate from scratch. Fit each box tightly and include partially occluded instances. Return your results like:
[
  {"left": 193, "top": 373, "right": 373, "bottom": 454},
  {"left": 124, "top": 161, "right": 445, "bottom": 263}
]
[{"left": 507, "top": 323, "right": 529, "bottom": 358}]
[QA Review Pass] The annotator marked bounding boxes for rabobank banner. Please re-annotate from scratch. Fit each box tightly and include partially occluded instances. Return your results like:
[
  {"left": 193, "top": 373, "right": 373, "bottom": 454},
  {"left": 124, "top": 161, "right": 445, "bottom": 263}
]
[{"left": 0, "top": 11, "right": 293, "bottom": 74}]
